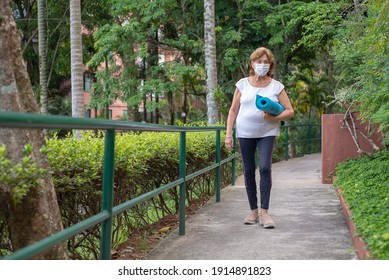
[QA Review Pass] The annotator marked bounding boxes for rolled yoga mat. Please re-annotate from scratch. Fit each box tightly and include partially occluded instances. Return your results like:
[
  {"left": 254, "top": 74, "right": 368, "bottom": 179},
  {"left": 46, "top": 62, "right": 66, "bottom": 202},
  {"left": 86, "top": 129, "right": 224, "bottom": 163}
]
[{"left": 255, "top": 95, "right": 285, "bottom": 116}]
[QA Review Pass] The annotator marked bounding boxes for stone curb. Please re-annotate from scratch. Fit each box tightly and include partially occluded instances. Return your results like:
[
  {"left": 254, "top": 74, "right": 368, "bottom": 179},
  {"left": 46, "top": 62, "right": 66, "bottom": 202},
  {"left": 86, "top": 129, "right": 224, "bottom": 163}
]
[{"left": 335, "top": 188, "right": 371, "bottom": 260}]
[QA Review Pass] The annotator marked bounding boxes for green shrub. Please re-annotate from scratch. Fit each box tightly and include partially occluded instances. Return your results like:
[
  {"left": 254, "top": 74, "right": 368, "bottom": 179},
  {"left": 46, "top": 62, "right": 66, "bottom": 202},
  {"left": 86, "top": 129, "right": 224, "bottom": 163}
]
[
  {"left": 44, "top": 130, "right": 233, "bottom": 259},
  {"left": 0, "top": 129, "right": 239, "bottom": 259},
  {"left": 334, "top": 150, "right": 389, "bottom": 259},
  {"left": 0, "top": 144, "right": 46, "bottom": 205}
]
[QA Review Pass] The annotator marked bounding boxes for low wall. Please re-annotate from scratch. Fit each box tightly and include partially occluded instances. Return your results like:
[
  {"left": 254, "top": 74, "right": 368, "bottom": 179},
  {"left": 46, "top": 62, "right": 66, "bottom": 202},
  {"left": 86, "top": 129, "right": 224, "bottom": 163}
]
[{"left": 321, "top": 113, "right": 382, "bottom": 184}]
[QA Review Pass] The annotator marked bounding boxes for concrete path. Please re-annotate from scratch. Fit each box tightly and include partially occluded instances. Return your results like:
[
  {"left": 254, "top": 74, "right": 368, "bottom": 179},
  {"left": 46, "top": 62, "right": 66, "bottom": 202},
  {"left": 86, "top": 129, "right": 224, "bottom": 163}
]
[{"left": 145, "top": 153, "right": 357, "bottom": 260}]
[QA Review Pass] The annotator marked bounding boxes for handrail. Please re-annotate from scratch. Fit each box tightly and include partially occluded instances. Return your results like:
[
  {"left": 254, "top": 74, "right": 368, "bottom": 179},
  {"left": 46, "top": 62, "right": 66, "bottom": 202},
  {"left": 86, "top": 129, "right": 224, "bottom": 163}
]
[
  {"left": 0, "top": 112, "right": 320, "bottom": 260},
  {"left": 0, "top": 111, "right": 236, "bottom": 260},
  {"left": 279, "top": 123, "right": 321, "bottom": 161},
  {"left": 0, "top": 112, "right": 223, "bottom": 131}
]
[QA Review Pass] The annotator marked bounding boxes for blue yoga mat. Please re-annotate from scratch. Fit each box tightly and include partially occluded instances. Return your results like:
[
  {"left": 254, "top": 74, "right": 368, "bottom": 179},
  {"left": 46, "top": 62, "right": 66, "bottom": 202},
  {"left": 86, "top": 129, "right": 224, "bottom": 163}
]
[{"left": 255, "top": 95, "right": 285, "bottom": 116}]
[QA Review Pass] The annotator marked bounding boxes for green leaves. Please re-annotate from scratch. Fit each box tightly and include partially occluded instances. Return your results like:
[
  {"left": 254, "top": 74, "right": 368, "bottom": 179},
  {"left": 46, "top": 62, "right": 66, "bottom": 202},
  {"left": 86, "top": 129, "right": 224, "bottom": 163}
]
[
  {"left": 334, "top": 151, "right": 389, "bottom": 259},
  {"left": 40, "top": 129, "right": 230, "bottom": 258},
  {"left": 45, "top": 129, "right": 227, "bottom": 200},
  {"left": 331, "top": 0, "right": 389, "bottom": 144},
  {"left": 0, "top": 144, "right": 46, "bottom": 205}
]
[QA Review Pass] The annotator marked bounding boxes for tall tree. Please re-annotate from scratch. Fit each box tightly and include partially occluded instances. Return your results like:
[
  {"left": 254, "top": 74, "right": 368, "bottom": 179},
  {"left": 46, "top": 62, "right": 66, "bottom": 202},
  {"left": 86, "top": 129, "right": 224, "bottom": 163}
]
[
  {"left": 70, "top": 0, "right": 84, "bottom": 121},
  {"left": 87, "top": 21, "right": 143, "bottom": 122},
  {"left": 37, "top": 0, "right": 48, "bottom": 114},
  {"left": 204, "top": 0, "right": 219, "bottom": 124},
  {"left": 0, "top": 0, "right": 67, "bottom": 259}
]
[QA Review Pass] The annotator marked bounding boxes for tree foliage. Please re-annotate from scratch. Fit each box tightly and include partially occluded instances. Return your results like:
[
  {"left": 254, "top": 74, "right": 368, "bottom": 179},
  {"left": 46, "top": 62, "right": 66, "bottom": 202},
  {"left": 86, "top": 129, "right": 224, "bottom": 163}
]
[
  {"left": 96, "top": 1, "right": 195, "bottom": 123},
  {"left": 0, "top": 145, "right": 46, "bottom": 205},
  {"left": 10, "top": 0, "right": 111, "bottom": 113},
  {"left": 11, "top": 0, "right": 388, "bottom": 135},
  {"left": 331, "top": 0, "right": 389, "bottom": 144}
]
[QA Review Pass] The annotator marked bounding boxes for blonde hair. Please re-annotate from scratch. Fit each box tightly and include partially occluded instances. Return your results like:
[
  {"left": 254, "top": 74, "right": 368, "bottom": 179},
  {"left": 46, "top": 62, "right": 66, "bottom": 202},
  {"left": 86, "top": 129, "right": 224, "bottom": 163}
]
[{"left": 249, "top": 47, "right": 276, "bottom": 77}]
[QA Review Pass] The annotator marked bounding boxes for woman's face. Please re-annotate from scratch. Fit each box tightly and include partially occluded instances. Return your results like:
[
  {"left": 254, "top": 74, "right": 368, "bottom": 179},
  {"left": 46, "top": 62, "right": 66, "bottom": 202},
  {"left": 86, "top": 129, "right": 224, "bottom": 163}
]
[{"left": 252, "top": 54, "right": 270, "bottom": 67}]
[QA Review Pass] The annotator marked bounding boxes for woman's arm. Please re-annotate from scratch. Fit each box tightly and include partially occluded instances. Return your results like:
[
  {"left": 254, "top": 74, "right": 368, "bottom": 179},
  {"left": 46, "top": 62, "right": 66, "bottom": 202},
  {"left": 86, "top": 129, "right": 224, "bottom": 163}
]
[
  {"left": 225, "top": 88, "right": 241, "bottom": 150},
  {"left": 263, "top": 90, "right": 294, "bottom": 122}
]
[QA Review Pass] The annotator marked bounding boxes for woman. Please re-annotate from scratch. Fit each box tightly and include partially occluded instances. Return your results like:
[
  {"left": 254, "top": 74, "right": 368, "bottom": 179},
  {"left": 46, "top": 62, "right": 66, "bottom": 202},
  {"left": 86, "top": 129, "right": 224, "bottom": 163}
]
[{"left": 225, "top": 47, "right": 294, "bottom": 228}]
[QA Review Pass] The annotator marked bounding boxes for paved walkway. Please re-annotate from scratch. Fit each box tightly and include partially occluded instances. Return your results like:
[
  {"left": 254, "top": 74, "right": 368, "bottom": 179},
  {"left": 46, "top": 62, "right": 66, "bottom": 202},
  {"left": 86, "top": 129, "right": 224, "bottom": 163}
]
[{"left": 145, "top": 153, "right": 357, "bottom": 260}]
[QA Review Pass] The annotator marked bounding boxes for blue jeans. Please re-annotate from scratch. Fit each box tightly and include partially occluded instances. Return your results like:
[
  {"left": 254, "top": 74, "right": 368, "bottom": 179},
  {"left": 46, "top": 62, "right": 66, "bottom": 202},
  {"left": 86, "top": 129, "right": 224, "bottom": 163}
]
[{"left": 238, "top": 136, "right": 275, "bottom": 210}]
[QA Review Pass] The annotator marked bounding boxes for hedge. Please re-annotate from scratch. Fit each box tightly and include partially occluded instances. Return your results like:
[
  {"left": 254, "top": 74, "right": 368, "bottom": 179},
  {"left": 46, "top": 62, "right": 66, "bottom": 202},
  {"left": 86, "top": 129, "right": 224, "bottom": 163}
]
[{"left": 0, "top": 130, "right": 235, "bottom": 259}]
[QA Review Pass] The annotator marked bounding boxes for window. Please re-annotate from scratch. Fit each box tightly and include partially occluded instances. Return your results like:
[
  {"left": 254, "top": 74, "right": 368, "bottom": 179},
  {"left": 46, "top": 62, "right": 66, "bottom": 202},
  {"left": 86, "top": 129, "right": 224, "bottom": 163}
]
[
  {"left": 123, "top": 110, "right": 128, "bottom": 118},
  {"left": 84, "top": 74, "right": 91, "bottom": 92},
  {"left": 85, "top": 109, "right": 91, "bottom": 118}
]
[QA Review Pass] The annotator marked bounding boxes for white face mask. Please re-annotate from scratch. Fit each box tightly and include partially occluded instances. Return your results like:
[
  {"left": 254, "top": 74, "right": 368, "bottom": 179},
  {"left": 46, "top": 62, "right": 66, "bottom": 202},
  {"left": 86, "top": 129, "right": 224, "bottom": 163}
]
[{"left": 254, "top": 63, "right": 270, "bottom": 77}]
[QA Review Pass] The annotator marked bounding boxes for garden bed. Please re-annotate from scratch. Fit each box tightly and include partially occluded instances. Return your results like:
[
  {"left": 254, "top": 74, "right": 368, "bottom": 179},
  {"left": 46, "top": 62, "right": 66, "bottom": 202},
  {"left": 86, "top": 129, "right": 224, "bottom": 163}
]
[{"left": 333, "top": 150, "right": 389, "bottom": 260}]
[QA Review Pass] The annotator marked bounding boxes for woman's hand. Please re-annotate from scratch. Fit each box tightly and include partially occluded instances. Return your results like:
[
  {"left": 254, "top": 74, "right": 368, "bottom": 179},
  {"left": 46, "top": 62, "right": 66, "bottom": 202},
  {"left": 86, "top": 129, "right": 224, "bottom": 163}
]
[
  {"left": 224, "top": 136, "right": 234, "bottom": 151},
  {"left": 263, "top": 112, "right": 277, "bottom": 122}
]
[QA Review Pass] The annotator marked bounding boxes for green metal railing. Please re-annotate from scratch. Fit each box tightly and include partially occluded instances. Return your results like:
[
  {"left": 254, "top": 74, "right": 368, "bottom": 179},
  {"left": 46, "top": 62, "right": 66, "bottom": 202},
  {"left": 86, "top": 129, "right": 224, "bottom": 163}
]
[
  {"left": 0, "top": 112, "right": 321, "bottom": 260},
  {"left": 0, "top": 112, "right": 237, "bottom": 260},
  {"left": 278, "top": 123, "right": 321, "bottom": 161}
]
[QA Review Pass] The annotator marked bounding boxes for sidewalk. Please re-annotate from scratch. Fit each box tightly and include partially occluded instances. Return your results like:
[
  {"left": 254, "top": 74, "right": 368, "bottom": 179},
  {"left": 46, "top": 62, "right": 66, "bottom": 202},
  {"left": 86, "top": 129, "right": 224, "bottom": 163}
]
[{"left": 145, "top": 153, "right": 357, "bottom": 260}]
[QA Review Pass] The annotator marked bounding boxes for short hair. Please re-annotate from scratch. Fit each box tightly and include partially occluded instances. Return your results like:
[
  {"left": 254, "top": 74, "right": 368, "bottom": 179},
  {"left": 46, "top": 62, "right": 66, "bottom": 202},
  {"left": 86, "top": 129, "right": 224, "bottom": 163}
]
[{"left": 249, "top": 47, "right": 276, "bottom": 77}]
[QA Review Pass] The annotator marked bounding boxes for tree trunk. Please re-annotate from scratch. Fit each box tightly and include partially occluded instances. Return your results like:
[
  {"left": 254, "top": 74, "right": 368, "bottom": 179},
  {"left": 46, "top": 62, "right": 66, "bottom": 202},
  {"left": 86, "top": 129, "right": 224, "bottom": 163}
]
[
  {"left": 183, "top": 86, "right": 188, "bottom": 124},
  {"left": 168, "top": 91, "right": 175, "bottom": 125},
  {"left": 122, "top": 48, "right": 141, "bottom": 122},
  {"left": 204, "top": 0, "right": 219, "bottom": 124},
  {"left": 37, "top": 0, "right": 48, "bottom": 114},
  {"left": 70, "top": 0, "right": 84, "bottom": 130},
  {"left": 0, "top": 0, "right": 68, "bottom": 259}
]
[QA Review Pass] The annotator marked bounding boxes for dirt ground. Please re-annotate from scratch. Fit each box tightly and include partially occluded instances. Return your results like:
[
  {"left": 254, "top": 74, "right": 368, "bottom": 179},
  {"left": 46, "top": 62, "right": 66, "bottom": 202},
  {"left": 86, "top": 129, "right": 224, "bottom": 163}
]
[{"left": 112, "top": 196, "right": 211, "bottom": 260}]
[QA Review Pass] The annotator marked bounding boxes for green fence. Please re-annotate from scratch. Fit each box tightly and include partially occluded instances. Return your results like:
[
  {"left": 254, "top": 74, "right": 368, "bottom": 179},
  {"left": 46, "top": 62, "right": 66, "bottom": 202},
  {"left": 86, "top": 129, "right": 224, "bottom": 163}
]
[
  {"left": 0, "top": 112, "right": 320, "bottom": 260},
  {"left": 275, "top": 123, "right": 321, "bottom": 162},
  {"left": 0, "top": 112, "right": 237, "bottom": 260}
]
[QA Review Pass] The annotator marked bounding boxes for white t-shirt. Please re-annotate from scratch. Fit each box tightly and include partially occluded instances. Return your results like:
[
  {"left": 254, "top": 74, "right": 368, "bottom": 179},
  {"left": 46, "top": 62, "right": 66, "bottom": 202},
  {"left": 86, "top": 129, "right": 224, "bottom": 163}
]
[{"left": 235, "top": 77, "right": 284, "bottom": 138}]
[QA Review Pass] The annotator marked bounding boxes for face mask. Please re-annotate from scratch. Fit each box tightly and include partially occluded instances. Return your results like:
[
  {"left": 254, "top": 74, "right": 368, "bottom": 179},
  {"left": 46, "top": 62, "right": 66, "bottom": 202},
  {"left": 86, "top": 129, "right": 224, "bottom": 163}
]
[{"left": 254, "top": 63, "right": 270, "bottom": 77}]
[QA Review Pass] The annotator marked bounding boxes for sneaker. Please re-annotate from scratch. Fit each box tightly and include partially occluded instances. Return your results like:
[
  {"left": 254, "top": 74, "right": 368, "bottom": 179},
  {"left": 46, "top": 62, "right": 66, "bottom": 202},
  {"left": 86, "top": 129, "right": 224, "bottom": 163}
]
[
  {"left": 244, "top": 210, "right": 259, "bottom": 224},
  {"left": 259, "top": 209, "right": 275, "bottom": 228}
]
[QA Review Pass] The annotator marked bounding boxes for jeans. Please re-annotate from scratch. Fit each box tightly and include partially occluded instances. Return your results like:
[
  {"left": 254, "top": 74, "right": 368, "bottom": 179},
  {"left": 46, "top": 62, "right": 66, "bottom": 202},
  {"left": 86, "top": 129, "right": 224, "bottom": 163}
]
[{"left": 238, "top": 136, "right": 275, "bottom": 210}]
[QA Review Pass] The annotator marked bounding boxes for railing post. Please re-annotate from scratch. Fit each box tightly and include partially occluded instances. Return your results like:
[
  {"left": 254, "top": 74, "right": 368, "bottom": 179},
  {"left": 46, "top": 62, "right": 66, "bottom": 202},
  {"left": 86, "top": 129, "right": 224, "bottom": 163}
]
[
  {"left": 100, "top": 129, "right": 115, "bottom": 260},
  {"left": 215, "top": 130, "right": 221, "bottom": 202},
  {"left": 308, "top": 124, "right": 312, "bottom": 154},
  {"left": 319, "top": 124, "right": 322, "bottom": 151},
  {"left": 179, "top": 131, "right": 186, "bottom": 236},
  {"left": 231, "top": 129, "right": 236, "bottom": 186},
  {"left": 285, "top": 126, "right": 289, "bottom": 161}
]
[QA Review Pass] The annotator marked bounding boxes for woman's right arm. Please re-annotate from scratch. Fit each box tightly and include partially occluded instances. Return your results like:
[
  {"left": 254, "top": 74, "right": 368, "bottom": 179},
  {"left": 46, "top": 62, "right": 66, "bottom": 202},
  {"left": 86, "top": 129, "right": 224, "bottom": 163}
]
[{"left": 225, "top": 88, "right": 241, "bottom": 150}]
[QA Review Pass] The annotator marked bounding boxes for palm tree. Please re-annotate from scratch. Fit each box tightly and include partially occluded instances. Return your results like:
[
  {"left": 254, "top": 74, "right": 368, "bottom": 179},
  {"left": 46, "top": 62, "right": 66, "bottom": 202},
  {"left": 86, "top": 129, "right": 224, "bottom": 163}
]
[
  {"left": 292, "top": 69, "right": 329, "bottom": 118},
  {"left": 70, "top": 0, "right": 84, "bottom": 122},
  {"left": 37, "top": 0, "right": 48, "bottom": 114},
  {"left": 204, "top": 0, "right": 219, "bottom": 124}
]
